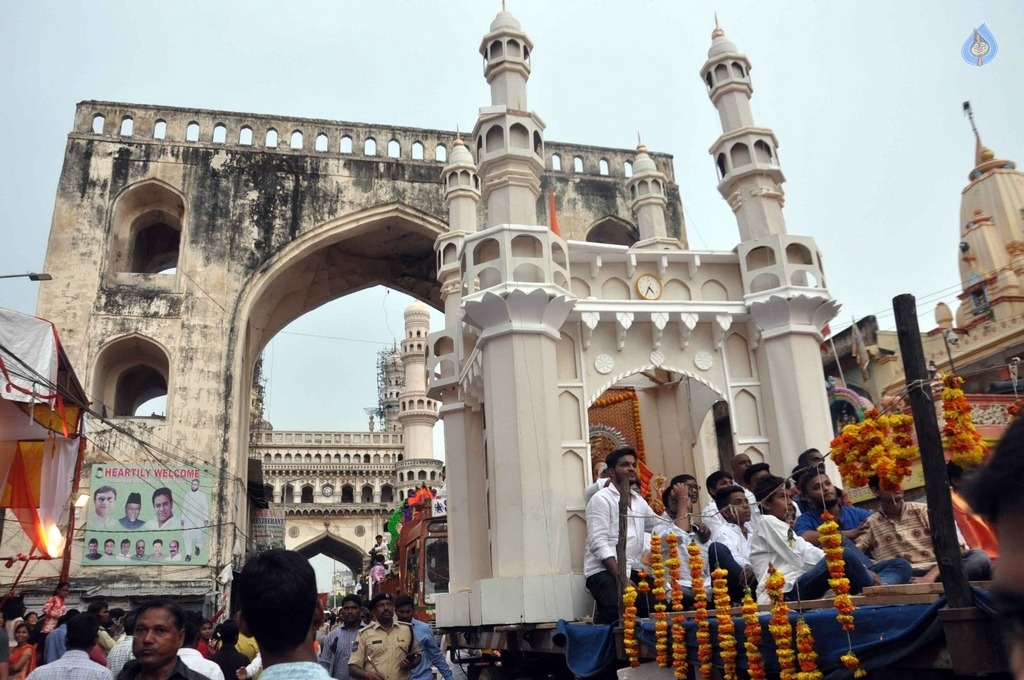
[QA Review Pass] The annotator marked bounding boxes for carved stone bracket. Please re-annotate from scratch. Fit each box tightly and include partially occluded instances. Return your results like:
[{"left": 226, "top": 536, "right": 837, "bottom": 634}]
[
  {"left": 581, "top": 311, "right": 600, "bottom": 350},
  {"left": 616, "top": 312, "right": 634, "bottom": 351},
  {"left": 714, "top": 313, "right": 733, "bottom": 350},
  {"left": 678, "top": 312, "right": 698, "bottom": 349},
  {"left": 651, "top": 312, "right": 669, "bottom": 350}
]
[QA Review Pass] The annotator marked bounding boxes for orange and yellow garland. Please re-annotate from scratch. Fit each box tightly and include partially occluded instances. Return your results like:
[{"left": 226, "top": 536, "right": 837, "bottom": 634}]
[
  {"left": 819, "top": 512, "right": 865, "bottom": 677},
  {"left": 795, "top": 615, "right": 823, "bottom": 680},
  {"left": 622, "top": 584, "right": 640, "bottom": 667},
  {"left": 689, "top": 540, "right": 712, "bottom": 679},
  {"left": 941, "top": 374, "right": 988, "bottom": 469},
  {"left": 713, "top": 567, "right": 739, "bottom": 680},
  {"left": 590, "top": 390, "right": 647, "bottom": 466},
  {"left": 651, "top": 534, "right": 670, "bottom": 667},
  {"left": 829, "top": 408, "right": 917, "bottom": 491},
  {"left": 765, "top": 566, "right": 796, "bottom": 680},
  {"left": 742, "top": 588, "right": 766, "bottom": 680},
  {"left": 666, "top": 533, "right": 686, "bottom": 678}
]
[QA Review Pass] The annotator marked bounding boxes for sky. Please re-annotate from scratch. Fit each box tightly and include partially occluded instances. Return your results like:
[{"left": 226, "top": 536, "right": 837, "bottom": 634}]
[{"left": 1, "top": 2, "right": 1021, "bottom": 589}]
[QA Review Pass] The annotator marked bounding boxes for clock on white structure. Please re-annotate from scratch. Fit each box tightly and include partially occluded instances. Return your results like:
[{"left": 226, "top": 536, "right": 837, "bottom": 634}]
[{"left": 636, "top": 274, "right": 663, "bottom": 300}]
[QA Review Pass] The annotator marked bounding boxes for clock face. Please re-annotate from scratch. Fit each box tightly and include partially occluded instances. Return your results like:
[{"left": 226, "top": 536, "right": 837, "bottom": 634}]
[
  {"left": 636, "top": 274, "right": 663, "bottom": 300},
  {"left": 321, "top": 484, "right": 334, "bottom": 498}
]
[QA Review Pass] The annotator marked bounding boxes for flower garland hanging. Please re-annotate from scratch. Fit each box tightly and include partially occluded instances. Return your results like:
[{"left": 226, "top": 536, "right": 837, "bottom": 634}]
[
  {"left": 765, "top": 566, "right": 796, "bottom": 680},
  {"left": 689, "top": 540, "right": 713, "bottom": 679},
  {"left": 651, "top": 533, "right": 670, "bottom": 667},
  {"left": 713, "top": 567, "right": 739, "bottom": 680},
  {"left": 819, "top": 513, "right": 865, "bottom": 677},
  {"left": 666, "top": 533, "right": 684, "bottom": 612},
  {"left": 741, "top": 588, "right": 766, "bottom": 680},
  {"left": 794, "top": 615, "right": 822, "bottom": 680},
  {"left": 941, "top": 374, "right": 988, "bottom": 469},
  {"left": 622, "top": 584, "right": 640, "bottom": 667},
  {"left": 829, "top": 408, "right": 917, "bottom": 491},
  {"left": 667, "top": 533, "right": 686, "bottom": 679}
]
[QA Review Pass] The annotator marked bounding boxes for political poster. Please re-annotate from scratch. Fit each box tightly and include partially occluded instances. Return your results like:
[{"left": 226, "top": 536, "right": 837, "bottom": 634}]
[{"left": 82, "top": 464, "right": 213, "bottom": 566}]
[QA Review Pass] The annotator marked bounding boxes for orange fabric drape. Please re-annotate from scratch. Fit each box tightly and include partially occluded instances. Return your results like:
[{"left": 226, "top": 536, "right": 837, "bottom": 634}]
[
  {"left": 951, "top": 489, "right": 999, "bottom": 560},
  {"left": 4, "top": 442, "right": 48, "bottom": 556}
]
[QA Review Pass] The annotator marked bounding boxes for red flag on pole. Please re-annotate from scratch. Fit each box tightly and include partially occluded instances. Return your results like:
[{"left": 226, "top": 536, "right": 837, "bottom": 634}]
[{"left": 548, "top": 190, "right": 561, "bottom": 237}]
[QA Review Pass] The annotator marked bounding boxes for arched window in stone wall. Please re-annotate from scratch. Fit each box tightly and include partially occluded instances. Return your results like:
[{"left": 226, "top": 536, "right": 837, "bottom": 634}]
[
  {"left": 92, "top": 334, "right": 171, "bottom": 418},
  {"left": 418, "top": 470, "right": 427, "bottom": 481},
  {"left": 585, "top": 216, "right": 638, "bottom": 247},
  {"left": 154, "top": 120, "right": 167, "bottom": 140},
  {"left": 109, "top": 180, "right": 186, "bottom": 276},
  {"left": 361, "top": 485, "right": 374, "bottom": 503},
  {"left": 341, "top": 485, "right": 354, "bottom": 503},
  {"left": 301, "top": 485, "right": 314, "bottom": 503},
  {"left": 381, "top": 485, "right": 394, "bottom": 503},
  {"left": 263, "top": 484, "right": 274, "bottom": 503}
]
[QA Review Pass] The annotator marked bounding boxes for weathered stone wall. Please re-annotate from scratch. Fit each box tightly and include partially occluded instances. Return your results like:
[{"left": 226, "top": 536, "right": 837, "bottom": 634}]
[{"left": 36, "top": 100, "right": 682, "bottom": 591}]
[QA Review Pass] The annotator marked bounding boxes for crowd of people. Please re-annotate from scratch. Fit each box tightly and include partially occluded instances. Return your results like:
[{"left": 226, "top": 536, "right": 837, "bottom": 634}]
[
  {"left": 0, "top": 548, "right": 454, "bottom": 680},
  {"left": 583, "top": 445, "right": 999, "bottom": 623}
]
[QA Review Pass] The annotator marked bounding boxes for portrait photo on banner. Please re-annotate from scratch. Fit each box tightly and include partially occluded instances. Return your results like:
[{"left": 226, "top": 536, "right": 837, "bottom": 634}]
[{"left": 82, "top": 464, "right": 213, "bottom": 566}]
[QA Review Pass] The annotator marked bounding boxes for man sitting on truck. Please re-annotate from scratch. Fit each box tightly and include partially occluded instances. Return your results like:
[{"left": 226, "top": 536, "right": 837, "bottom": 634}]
[{"left": 584, "top": 447, "right": 661, "bottom": 624}]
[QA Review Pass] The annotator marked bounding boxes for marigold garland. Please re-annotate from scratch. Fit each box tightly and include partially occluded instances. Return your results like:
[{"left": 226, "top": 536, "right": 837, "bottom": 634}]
[
  {"left": 713, "top": 567, "right": 738, "bottom": 680},
  {"left": 666, "top": 533, "right": 684, "bottom": 612},
  {"left": 794, "top": 615, "right": 822, "bottom": 680},
  {"left": 765, "top": 566, "right": 796, "bottom": 680},
  {"left": 742, "top": 588, "right": 766, "bottom": 680},
  {"left": 671, "top": 612, "right": 687, "bottom": 680},
  {"left": 818, "top": 513, "right": 864, "bottom": 676},
  {"left": 941, "top": 374, "right": 988, "bottom": 469},
  {"left": 651, "top": 533, "right": 670, "bottom": 667},
  {"left": 622, "top": 584, "right": 640, "bottom": 667},
  {"left": 829, "top": 408, "right": 917, "bottom": 491},
  {"left": 689, "top": 541, "right": 712, "bottom": 679}
]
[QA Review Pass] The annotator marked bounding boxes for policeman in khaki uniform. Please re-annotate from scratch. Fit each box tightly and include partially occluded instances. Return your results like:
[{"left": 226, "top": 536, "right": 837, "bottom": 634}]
[{"left": 349, "top": 593, "right": 421, "bottom": 680}]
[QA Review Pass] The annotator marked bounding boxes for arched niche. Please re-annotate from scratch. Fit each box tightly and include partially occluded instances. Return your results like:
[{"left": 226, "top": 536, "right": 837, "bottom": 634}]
[
  {"left": 108, "top": 179, "right": 187, "bottom": 276},
  {"left": 585, "top": 216, "right": 638, "bottom": 247},
  {"left": 92, "top": 334, "right": 171, "bottom": 418}
]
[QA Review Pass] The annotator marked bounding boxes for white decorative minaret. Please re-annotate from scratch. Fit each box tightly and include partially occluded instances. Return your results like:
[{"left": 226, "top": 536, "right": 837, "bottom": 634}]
[
  {"left": 473, "top": 9, "right": 545, "bottom": 226},
  {"left": 701, "top": 20, "right": 786, "bottom": 241},
  {"left": 430, "top": 135, "right": 491, "bottom": 608},
  {"left": 434, "top": 7, "right": 580, "bottom": 628},
  {"left": 628, "top": 140, "right": 679, "bottom": 248},
  {"left": 381, "top": 347, "right": 403, "bottom": 431},
  {"left": 397, "top": 302, "right": 437, "bottom": 460},
  {"left": 703, "top": 21, "right": 838, "bottom": 467}
]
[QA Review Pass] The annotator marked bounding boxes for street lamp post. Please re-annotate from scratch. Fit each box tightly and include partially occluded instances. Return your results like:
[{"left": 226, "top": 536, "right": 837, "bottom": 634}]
[{"left": 0, "top": 273, "right": 52, "bottom": 281}]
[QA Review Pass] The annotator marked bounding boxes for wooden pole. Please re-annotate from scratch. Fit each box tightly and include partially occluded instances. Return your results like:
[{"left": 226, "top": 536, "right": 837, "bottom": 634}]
[
  {"left": 616, "top": 475, "right": 630, "bottom": 622},
  {"left": 892, "top": 294, "right": 972, "bottom": 609}
]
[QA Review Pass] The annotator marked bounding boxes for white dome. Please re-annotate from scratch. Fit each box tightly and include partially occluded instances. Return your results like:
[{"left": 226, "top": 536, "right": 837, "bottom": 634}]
[
  {"left": 447, "top": 138, "right": 474, "bottom": 166},
  {"left": 632, "top": 147, "right": 657, "bottom": 174},
  {"left": 490, "top": 10, "right": 521, "bottom": 32}
]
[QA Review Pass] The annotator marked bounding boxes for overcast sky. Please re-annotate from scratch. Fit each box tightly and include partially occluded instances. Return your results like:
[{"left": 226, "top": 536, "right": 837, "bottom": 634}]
[{"left": 2, "top": 2, "right": 1020, "bottom": 586}]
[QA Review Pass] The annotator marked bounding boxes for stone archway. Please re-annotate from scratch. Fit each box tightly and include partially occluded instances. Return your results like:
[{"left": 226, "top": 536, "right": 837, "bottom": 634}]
[
  {"left": 222, "top": 203, "right": 450, "bottom": 556},
  {"left": 290, "top": 531, "right": 367, "bottom": 579}
]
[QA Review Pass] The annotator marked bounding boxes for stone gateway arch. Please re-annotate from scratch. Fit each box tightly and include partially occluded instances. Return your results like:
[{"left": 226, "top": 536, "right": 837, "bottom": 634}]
[{"left": 35, "top": 9, "right": 837, "bottom": 616}]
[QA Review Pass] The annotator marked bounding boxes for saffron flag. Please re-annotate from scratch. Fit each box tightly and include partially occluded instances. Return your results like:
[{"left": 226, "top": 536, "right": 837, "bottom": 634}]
[{"left": 548, "top": 191, "right": 561, "bottom": 237}]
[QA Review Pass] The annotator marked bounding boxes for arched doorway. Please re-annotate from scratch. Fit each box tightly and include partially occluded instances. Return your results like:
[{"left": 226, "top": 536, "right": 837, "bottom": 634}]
[{"left": 290, "top": 531, "right": 367, "bottom": 591}]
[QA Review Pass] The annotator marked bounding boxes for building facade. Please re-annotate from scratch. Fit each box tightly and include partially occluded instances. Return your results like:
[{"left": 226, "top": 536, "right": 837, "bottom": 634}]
[{"left": 29, "top": 9, "right": 838, "bottom": 613}]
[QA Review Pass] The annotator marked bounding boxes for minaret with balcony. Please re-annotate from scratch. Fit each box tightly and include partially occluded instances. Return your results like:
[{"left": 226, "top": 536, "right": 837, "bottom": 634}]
[
  {"left": 435, "top": 8, "right": 580, "bottom": 627},
  {"left": 628, "top": 140, "right": 681, "bottom": 249},
  {"left": 702, "top": 21, "right": 838, "bottom": 460}
]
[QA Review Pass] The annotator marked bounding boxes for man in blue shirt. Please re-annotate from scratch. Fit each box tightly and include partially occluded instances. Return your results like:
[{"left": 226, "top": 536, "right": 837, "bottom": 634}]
[
  {"left": 794, "top": 471, "right": 871, "bottom": 545},
  {"left": 793, "top": 471, "right": 911, "bottom": 586},
  {"left": 395, "top": 596, "right": 454, "bottom": 680},
  {"left": 320, "top": 595, "right": 363, "bottom": 679}
]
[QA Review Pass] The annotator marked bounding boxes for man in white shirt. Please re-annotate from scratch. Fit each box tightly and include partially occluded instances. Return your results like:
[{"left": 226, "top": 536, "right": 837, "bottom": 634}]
[
  {"left": 749, "top": 475, "right": 897, "bottom": 605},
  {"left": 707, "top": 485, "right": 757, "bottom": 603},
  {"left": 584, "top": 447, "right": 660, "bottom": 624},
  {"left": 178, "top": 610, "right": 225, "bottom": 680},
  {"left": 701, "top": 471, "right": 739, "bottom": 537}
]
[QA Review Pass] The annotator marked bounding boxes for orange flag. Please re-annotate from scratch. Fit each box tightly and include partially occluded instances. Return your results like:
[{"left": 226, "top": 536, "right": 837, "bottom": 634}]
[{"left": 548, "top": 191, "right": 561, "bottom": 237}]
